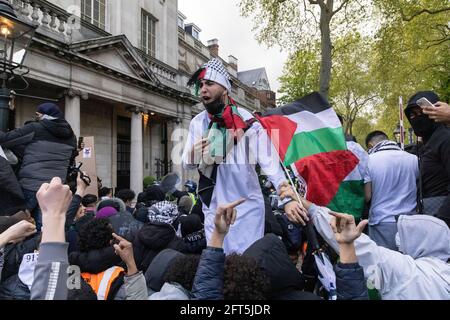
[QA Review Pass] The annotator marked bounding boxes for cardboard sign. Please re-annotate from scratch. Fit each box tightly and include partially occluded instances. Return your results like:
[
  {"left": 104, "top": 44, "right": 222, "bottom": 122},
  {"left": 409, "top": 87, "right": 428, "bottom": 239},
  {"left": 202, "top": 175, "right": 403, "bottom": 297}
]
[{"left": 75, "top": 137, "right": 99, "bottom": 197}]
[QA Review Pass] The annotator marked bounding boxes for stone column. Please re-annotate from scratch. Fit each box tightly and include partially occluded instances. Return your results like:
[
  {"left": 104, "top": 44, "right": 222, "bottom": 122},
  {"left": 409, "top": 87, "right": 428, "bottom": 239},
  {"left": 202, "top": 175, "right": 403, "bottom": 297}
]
[
  {"left": 65, "top": 96, "right": 80, "bottom": 138},
  {"left": 64, "top": 89, "right": 87, "bottom": 139},
  {"left": 130, "top": 109, "right": 143, "bottom": 195}
]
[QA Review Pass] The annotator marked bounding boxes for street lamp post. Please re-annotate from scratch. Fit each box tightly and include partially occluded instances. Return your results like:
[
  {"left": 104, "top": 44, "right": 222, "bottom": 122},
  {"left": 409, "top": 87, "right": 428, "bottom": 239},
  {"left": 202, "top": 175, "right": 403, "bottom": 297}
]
[{"left": 0, "top": 0, "right": 37, "bottom": 131}]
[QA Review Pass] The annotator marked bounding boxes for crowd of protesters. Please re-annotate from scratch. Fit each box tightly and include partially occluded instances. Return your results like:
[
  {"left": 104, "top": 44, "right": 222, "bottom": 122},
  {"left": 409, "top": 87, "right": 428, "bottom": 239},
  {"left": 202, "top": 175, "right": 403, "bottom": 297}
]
[{"left": 0, "top": 58, "right": 449, "bottom": 300}]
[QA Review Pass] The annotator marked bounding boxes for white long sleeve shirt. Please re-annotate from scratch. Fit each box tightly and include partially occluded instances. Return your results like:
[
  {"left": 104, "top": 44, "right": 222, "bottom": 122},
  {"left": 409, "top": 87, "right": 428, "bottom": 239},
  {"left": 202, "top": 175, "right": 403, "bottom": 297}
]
[{"left": 182, "top": 108, "right": 287, "bottom": 254}]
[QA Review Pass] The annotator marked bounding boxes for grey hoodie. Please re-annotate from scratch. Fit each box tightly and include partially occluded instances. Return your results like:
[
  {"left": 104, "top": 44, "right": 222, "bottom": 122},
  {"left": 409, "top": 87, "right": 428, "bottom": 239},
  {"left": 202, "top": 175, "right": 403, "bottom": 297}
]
[
  {"left": 309, "top": 205, "right": 450, "bottom": 300},
  {"left": 30, "top": 243, "right": 69, "bottom": 300},
  {"left": 397, "top": 215, "right": 450, "bottom": 261}
]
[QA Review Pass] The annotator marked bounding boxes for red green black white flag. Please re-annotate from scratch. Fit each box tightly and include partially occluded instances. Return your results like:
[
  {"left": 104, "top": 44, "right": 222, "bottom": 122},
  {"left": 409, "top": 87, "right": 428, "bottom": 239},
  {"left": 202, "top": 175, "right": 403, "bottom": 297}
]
[{"left": 255, "top": 92, "right": 360, "bottom": 210}]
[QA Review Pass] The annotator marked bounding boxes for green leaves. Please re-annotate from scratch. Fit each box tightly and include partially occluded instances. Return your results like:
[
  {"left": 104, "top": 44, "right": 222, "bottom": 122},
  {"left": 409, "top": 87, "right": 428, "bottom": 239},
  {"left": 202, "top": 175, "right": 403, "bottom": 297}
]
[{"left": 240, "top": 0, "right": 449, "bottom": 144}]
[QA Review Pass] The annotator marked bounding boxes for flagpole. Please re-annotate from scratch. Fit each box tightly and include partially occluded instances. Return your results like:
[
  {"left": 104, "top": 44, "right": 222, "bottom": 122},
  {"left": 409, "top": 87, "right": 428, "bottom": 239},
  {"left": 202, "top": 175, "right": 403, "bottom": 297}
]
[
  {"left": 280, "top": 161, "right": 302, "bottom": 203},
  {"left": 278, "top": 160, "right": 321, "bottom": 253}
]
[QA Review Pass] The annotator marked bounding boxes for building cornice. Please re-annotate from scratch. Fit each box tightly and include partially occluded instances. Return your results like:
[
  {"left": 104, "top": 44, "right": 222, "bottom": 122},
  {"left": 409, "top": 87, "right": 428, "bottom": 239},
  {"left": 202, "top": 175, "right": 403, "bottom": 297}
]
[{"left": 28, "top": 34, "right": 198, "bottom": 105}]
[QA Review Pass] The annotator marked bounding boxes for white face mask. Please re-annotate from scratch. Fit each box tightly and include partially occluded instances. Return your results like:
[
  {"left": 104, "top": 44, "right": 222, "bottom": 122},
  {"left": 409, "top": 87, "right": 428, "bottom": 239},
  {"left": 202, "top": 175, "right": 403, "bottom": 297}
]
[{"left": 395, "top": 232, "right": 401, "bottom": 252}]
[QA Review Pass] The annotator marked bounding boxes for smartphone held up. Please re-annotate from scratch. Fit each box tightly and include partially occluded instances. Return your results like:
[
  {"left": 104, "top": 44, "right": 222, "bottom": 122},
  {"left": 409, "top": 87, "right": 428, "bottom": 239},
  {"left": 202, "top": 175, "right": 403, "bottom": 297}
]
[{"left": 417, "top": 97, "right": 435, "bottom": 109}]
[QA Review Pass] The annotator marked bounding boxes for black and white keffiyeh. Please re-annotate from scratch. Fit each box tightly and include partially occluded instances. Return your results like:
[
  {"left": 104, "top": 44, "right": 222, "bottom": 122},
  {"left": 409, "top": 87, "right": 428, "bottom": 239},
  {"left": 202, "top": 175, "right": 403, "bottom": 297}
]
[
  {"left": 188, "top": 58, "right": 232, "bottom": 93},
  {"left": 368, "top": 140, "right": 402, "bottom": 155}
]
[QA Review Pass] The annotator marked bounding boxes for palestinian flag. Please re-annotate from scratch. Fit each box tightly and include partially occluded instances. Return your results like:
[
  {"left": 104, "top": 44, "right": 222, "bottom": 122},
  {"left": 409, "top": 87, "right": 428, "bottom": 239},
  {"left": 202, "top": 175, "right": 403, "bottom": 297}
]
[{"left": 255, "top": 92, "right": 360, "bottom": 212}]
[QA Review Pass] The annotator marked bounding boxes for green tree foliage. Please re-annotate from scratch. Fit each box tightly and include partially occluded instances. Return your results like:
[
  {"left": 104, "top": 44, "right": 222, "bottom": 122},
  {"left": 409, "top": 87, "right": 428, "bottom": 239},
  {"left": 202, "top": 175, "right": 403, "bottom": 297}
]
[
  {"left": 239, "top": 0, "right": 367, "bottom": 98},
  {"left": 330, "top": 33, "right": 378, "bottom": 136},
  {"left": 372, "top": 0, "right": 450, "bottom": 134},
  {"left": 251, "top": 0, "right": 449, "bottom": 143},
  {"left": 278, "top": 45, "right": 320, "bottom": 105},
  {"left": 278, "top": 33, "right": 378, "bottom": 136}
]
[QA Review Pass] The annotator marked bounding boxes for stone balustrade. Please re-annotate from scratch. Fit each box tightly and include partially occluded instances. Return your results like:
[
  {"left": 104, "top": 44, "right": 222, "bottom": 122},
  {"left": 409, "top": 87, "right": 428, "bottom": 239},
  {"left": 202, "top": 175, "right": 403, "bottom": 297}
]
[
  {"left": 7, "top": 0, "right": 73, "bottom": 39},
  {"left": 136, "top": 48, "right": 178, "bottom": 83}
]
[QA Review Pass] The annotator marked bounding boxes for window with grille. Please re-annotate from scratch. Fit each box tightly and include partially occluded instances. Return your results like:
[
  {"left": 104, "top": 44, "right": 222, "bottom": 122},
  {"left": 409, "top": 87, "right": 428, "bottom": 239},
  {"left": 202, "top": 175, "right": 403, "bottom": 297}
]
[
  {"left": 141, "top": 10, "right": 157, "bottom": 57},
  {"left": 81, "top": 0, "right": 106, "bottom": 30}
]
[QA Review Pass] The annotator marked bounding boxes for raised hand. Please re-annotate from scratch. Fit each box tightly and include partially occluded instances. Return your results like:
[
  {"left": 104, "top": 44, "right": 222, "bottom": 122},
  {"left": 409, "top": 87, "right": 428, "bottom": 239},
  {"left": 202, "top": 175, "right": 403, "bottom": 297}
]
[
  {"left": 37, "top": 177, "right": 73, "bottom": 219},
  {"left": 0, "top": 220, "right": 36, "bottom": 246},
  {"left": 422, "top": 101, "right": 450, "bottom": 124},
  {"left": 190, "top": 138, "right": 210, "bottom": 164},
  {"left": 112, "top": 233, "right": 137, "bottom": 276},
  {"left": 214, "top": 198, "right": 246, "bottom": 235},
  {"left": 36, "top": 177, "right": 73, "bottom": 243},
  {"left": 329, "top": 211, "right": 368, "bottom": 244}
]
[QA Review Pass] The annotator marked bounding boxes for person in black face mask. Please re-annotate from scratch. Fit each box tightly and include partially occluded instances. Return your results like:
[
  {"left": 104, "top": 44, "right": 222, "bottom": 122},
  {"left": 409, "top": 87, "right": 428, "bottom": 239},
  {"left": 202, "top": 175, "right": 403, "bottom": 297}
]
[
  {"left": 405, "top": 91, "right": 450, "bottom": 226},
  {"left": 181, "top": 58, "right": 308, "bottom": 255}
]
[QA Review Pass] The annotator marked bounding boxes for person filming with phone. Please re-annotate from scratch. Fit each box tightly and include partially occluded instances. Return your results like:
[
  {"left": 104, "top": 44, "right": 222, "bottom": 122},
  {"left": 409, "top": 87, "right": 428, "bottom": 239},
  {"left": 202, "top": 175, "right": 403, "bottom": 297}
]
[
  {"left": 405, "top": 91, "right": 450, "bottom": 225},
  {"left": 419, "top": 97, "right": 450, "bottom": 125}
]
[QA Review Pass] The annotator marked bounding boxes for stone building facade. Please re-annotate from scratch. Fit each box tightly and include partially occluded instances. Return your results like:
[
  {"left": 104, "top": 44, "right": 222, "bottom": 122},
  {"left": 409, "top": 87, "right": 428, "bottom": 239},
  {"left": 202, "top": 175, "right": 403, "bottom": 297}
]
[{"left": 6, "top": 0, "right": 276, "bottom": 195}]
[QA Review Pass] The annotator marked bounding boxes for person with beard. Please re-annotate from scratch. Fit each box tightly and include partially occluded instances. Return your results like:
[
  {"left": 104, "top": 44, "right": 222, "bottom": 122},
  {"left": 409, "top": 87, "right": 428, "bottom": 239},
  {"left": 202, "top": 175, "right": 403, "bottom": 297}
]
[
  {"left": 405, "top": 92, "right": 450, "bottom": 225},
  {"left": 182, "top": 58, "right": 308, "bottom": 255},
  {"left": 0, "top": 103, "right": 77, "bottom": 230}
]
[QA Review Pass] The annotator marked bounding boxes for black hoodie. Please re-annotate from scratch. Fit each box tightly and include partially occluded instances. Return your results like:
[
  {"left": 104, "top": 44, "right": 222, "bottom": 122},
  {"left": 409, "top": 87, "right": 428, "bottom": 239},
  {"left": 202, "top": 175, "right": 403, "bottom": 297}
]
[
  {"left": 420, "top": 126, "right": 450, "bottom": 217},
  {"left": 0, "top": 119, "right": 77, "bottom": 191},
  {"left": 243, "top": 234, "right": 321, "bottom": 300},
  {"left": 133, "top": 222, "right": 190, "bottom": 272}
]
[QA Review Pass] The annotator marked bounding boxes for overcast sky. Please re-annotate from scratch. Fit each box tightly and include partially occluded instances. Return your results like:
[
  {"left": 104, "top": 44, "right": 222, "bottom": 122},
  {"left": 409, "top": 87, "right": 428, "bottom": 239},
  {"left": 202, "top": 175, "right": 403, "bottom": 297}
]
[{"left": 178, "top": 0, "right": 289, "bottom": 96}]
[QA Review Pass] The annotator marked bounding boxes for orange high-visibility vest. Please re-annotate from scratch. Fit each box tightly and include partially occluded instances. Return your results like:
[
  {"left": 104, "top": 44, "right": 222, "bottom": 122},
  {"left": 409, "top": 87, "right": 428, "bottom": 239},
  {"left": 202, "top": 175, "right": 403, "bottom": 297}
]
[{"left": 81, "top": 266, "right": 124, "bottom": 300}]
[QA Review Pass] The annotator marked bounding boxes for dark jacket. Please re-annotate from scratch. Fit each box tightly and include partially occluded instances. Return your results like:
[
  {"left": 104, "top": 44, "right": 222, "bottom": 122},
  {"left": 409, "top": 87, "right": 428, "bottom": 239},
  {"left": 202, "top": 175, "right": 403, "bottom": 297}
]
[
  {"left": 145, "top": 248, "right": 185, "bottom": 293},
  {"left": 133, "top": 204, "right": 150, "bottom": 223},
  {"left": 69, "top": 246, "right": 122, "bottom": 274},
  {"left": 334, "top": 262, "right": 369, "bottom": 300},
  {"left": 0, "top": 119, "right": 77, "bottom": 192},
  {"left": 66, "top": 194, "right": 82, "bottom": 231},
  {"left": 0, "top": 235, "right": 40, "bottom": 300},
  {"left": 0, "top": 274, "right": 30, "bottom": 300},
  {"left": 108, "top": 211, "right": 143, "bottom": 242},
  {"left": 0, "top": 234, "right": 40, "bottom": 281},
  {"left": 0, "top": 156, "right": 25, "bottom": 216},
  {"left": 421, "top": 126, "right": 450, "bottom": 217},
  {"left": 191, "top": 247, "right": 225, "bottom": 300},
  {"left": 68, "top": 246, "right": 125, "bottom": 300},
  {"left": 243, "top": 233, "right": 320, "bottom": 300},
  {"left": 263, "top": 196, "right": 283, "bottom": 237},
  {"left": 133, "top": 222, "right": 193, "bottom": 272},
  {"left": 183, "top": 230, "right": 207, "bottom": 254}
]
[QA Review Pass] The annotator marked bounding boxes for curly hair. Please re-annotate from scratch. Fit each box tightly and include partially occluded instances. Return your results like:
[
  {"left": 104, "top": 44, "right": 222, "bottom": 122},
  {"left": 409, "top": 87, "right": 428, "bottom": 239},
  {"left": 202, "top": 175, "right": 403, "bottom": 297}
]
[
  {"left": 78, "top": 218, "right": 113, "bottom": 252},
  {"left": 163, "top": 254, "right": 201, "bottom": 291},
  {"left": 223, "top": 254, "right": 270, "bottom": 300}
]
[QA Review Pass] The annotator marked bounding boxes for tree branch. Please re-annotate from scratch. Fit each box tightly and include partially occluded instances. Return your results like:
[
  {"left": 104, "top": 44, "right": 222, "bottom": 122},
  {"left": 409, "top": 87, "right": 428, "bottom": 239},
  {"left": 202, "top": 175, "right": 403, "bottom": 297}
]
[
  {"left": 425, "top": 37, "right": 450, "bottom": 49},
  {"left": 332, "top": 0, "right": 350, "bottom": 17},
  {"left": 400, "top": 7, "right": 450, "bottom": 22},
  {"left": 303, "top": 0, "right": 319, "bottom": 26},
  {"left": 412, "top": 63, "right": 447, "bottom": 73}
]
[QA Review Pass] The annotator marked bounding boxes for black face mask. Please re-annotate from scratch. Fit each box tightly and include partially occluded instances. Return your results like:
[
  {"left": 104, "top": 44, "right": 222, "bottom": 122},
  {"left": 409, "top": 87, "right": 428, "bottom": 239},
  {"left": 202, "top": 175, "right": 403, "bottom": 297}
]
[
  {"left": 409, "top": 114, "right": 437, "bottom": 139},
  {"left": 203, "top": 97, "right": 225, "bottom": 116}
]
